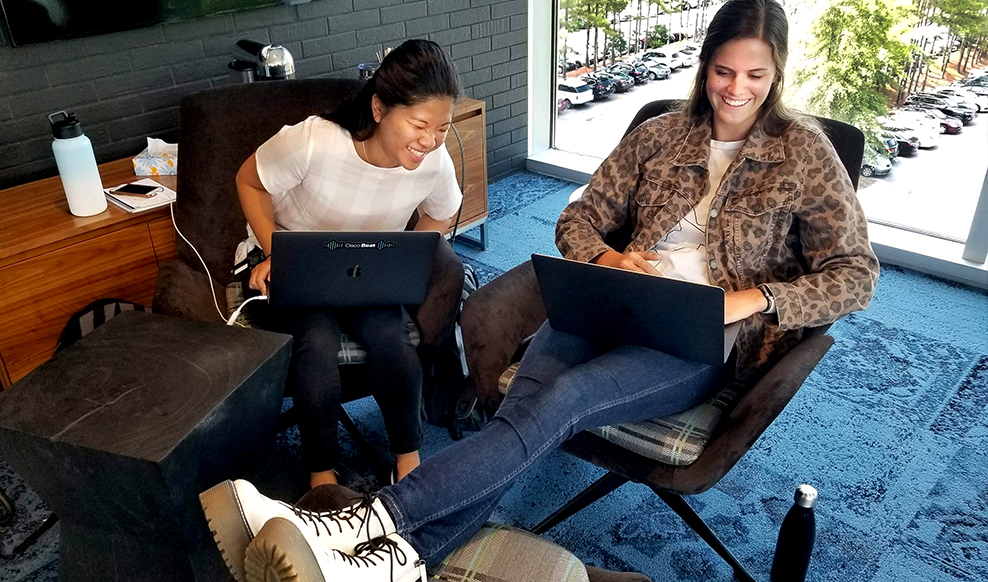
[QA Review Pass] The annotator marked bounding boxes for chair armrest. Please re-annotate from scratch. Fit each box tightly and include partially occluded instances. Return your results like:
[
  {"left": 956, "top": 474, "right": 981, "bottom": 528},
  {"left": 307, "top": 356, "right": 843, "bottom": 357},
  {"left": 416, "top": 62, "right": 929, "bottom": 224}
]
[
  {"left": 152, "top": 261, "right": 229, "bottom": 323},
  {"left": 460, "top": 260, "right": 547, "bottom": 409},
  {"left": 664, "top": 332, "right": 835, "bottom": 494},
  {"left": 408, "top": 239, "right": 464, "bottom": 350}
]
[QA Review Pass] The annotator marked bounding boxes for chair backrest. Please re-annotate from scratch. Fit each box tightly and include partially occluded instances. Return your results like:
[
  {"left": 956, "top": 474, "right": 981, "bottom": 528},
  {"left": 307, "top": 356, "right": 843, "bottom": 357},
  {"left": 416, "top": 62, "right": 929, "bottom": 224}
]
[
  {"left": 174, "top": 79, "right": 364, "bottom": 284},
  {"left": 621, "top": 99, "right": 865, "bottom": 190}
]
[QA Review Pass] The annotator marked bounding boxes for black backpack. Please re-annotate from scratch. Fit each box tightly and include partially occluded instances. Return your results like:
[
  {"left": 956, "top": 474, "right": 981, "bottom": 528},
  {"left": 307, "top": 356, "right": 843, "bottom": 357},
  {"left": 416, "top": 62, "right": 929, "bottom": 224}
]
[{"left": 419, "top": 264, "right": 490, "bottom": 440}]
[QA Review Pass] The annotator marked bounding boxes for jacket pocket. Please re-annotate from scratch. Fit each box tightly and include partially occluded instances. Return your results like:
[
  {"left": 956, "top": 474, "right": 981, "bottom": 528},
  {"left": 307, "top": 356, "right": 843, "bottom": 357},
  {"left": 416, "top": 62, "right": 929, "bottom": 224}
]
[{"left": 723, "top": 182, "right": 797, "bottom": 281}]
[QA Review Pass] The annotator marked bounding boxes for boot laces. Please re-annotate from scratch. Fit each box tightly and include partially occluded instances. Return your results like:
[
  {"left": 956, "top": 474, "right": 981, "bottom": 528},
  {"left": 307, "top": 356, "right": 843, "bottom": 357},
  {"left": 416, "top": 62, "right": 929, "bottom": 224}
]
[
  {"left": 339, "top": 536, "right": 423, "bottom": 581},
  {"left": 279, "top": 493, "right": 383, "bottom": 540}
]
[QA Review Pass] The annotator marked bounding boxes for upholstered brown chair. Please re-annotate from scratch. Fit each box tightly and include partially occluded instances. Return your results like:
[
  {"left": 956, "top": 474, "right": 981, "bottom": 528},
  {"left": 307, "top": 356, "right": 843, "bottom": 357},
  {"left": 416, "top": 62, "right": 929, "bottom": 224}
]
[
  {"left": 151, "top": 80, "right": 465, "bottom": 472},
  {"left": 459, "top": 100, "right": 864, "bottom": 581}
]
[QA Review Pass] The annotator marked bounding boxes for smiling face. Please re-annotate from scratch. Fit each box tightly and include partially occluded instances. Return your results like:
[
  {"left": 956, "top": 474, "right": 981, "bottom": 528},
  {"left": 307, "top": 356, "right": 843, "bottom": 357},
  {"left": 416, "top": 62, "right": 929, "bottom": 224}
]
[
  {"left": 368, "top": 95, "right": 455, "bottom": 170},
  {"left": 705, "top": 37, "right": 777, "bottom": 141}
]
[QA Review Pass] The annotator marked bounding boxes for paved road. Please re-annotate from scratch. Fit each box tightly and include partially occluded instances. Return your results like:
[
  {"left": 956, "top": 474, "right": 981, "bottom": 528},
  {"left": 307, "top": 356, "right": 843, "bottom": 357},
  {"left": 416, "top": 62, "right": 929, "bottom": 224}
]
[
  {"left": 555, "top": 64, "right": 986, "bottom": 241},
  {"left": 857, "top": 117, "right": 986, "bottom": 241}
]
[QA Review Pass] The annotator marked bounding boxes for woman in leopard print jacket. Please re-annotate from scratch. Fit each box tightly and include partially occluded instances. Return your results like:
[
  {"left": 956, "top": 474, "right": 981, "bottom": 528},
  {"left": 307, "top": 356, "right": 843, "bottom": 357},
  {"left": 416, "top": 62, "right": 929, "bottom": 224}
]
[
  {"left": 198, "top": 2, "right": 881, "bottom": 579},
  {"left": 556, "top": 9, "right": 880, "bottom": 384}
]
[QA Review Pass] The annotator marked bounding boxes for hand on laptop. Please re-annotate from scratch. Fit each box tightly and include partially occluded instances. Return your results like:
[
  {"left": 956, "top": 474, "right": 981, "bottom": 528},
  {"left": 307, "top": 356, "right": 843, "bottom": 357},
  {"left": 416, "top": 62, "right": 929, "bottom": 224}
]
[
  {"left": 250, "top": 257, "right": 272, "bottom": 296},
  {"left": 592, "top": 250, "right": 661, "bottom": 275},
  {"left": 724, "top": 289, "right": 770, "bottom": 325}
]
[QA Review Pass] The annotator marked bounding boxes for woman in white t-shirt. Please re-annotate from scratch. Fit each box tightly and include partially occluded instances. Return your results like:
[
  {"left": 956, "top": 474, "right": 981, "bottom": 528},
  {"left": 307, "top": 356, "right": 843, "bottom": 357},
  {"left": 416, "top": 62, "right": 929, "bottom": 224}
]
[{"left": 236, "top": 40, "right": 463, "bottom": 489}]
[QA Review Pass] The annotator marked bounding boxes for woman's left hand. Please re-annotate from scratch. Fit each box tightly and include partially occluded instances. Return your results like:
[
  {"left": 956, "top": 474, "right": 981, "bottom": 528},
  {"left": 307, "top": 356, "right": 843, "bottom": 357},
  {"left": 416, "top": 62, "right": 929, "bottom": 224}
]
[{"left": 724, "top": 288, "right": 769, "bottom": 325}]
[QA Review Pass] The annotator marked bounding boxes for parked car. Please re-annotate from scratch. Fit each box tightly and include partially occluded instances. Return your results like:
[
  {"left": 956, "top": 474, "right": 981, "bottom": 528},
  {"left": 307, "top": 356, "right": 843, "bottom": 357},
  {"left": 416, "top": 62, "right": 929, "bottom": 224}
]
[
  {"left": 881, "top": 118, "right": 938, "bottom": 149},
  {"left": 643, "top": 49, "right": 684, "bottom": 69},
  {"left": 607, "top": 63, "right": 648, "bottom": 84},
  {"left": 960, "top": 74, "right": 988, "bottom": 88},
  {"left": 882, "top": 135, "right": 899, "bottom": 159},
  {"left": 883, "top": 132, "right": 920, "bottom": 156},
  {"left": 904, "top": 94, "right": 975, "bottom": 124},
  {"left": 636, "top": 58, "right": 671, "bottom": 80},
  {"left": 557, "top": 78, "right": 594, "bottom": 108},
  {"left": 861, "top": 147, "right": 892, "bottom": 177},
  {"left": 597, "top": 71, "right": 634, "bottom": 93},
  {"left": 936, "top": 87, "right": 988, "bottom": 112},
  {"left": 902, "top": 106, "right": 963, "bottom": 134},
  {"left": 887, "top": 110, "right": 940, "bottom": 136},
  {"left": 675, "top": 49, "right": 698, "bottom": 67},
  {"left": 579, "top": 74, "right": 616, "bottom": 100}
]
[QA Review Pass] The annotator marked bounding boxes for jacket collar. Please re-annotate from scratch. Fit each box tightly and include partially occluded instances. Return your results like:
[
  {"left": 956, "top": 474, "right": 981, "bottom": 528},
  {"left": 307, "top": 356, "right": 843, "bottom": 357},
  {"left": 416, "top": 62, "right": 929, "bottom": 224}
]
[{"left": 671, "top": 114, "right": 787, "bottom": 167}]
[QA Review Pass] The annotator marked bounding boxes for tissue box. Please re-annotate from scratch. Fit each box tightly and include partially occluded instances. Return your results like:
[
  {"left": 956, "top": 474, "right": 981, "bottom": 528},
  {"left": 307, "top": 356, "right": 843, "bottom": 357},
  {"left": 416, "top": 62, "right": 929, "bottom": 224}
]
[{"left": 132, "top": 148, "right": 177, "bottom": 176}]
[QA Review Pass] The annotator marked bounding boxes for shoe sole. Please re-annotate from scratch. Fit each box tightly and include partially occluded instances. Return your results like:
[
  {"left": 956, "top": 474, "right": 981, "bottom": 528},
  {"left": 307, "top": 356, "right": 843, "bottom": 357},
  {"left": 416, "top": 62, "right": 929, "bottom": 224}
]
[
  {"left": 245, "top": 517, "right": 327, "bottom": 582},
  {"left": 199, "top": 480, "right": 252, "bottom": 582}
]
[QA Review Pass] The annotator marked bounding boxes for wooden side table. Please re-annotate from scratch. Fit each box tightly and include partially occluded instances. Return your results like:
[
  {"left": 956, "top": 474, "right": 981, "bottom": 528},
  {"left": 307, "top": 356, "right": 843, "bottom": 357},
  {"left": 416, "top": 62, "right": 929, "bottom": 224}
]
[{"left": 0, "top": 161, "right": 179, "bottom": 388}]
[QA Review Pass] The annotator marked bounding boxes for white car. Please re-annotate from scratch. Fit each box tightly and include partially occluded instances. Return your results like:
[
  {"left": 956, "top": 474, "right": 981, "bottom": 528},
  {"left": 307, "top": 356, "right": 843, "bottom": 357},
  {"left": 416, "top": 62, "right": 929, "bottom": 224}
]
[
  {"left": 887, "top": 111, "right": 939, "bottom": 135},
  {"left": 557, "top": 79, "right": 594, "bottom": 108},
  {"left": 643, "top": 49, "right": 683, "bottom": 69},
  {"left": 880, "top": 118, "right": 939, "bottom": 150}
]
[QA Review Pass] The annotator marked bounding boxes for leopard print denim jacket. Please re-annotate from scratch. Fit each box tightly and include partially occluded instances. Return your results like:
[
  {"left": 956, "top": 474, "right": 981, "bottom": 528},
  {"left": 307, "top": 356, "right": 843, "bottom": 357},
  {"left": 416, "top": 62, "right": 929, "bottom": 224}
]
[{"left": 556, "top": 111, "right": 880, "bottom": 383}]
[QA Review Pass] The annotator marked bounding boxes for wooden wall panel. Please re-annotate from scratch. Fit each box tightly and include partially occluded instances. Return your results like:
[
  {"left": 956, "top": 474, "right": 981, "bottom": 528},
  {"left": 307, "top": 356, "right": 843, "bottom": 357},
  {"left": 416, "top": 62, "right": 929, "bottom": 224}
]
[{"left": 0, "top": 225, "right": 160, "bottom": 384}]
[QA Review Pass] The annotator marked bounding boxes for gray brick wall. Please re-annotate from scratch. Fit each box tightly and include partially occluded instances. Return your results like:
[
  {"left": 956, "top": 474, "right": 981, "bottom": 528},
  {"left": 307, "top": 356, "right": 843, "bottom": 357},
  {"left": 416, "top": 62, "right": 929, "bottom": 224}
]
[{"left": 0, "top": 0, "right": 527, "bottom": 189}]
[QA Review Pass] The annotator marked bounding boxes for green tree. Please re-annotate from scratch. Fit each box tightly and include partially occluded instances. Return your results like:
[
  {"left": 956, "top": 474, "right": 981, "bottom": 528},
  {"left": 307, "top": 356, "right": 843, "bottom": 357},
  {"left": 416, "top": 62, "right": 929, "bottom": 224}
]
[
  {"left": 648, "top": 24, "right": 670, "bottom": 48},
  {"left": 793, "top": 0, "right": 914, "bottom": 145}
]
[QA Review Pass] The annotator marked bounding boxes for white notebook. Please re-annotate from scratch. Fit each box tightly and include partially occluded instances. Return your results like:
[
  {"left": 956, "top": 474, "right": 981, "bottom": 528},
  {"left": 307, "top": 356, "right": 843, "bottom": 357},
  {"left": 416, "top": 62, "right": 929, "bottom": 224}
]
[{"left": 104, "top": 178, "right": 176, "bottom": 213}]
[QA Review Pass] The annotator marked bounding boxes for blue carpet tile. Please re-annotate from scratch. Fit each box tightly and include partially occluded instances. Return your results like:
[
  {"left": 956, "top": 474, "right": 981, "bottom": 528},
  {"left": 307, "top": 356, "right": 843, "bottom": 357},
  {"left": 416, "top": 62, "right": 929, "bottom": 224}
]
[{"left": 2, "top": 171, "right": 987, "bottom": 582}]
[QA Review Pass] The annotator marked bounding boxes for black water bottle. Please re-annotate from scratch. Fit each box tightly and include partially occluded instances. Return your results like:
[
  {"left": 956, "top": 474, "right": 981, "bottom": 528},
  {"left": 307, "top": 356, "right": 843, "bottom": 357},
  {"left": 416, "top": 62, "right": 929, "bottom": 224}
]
[{"left": 771, "top": 484, "right": 817, "bottom": 582}]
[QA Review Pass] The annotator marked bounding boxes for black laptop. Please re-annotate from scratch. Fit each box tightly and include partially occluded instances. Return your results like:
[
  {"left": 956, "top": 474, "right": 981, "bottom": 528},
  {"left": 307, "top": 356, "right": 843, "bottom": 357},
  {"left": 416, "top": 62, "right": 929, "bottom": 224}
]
[
  {"left": 268, "top": 231, "right": 439, "bottom": 308},
  {"left": 531, "top": 254, "right": 742, "bottom": 367}
]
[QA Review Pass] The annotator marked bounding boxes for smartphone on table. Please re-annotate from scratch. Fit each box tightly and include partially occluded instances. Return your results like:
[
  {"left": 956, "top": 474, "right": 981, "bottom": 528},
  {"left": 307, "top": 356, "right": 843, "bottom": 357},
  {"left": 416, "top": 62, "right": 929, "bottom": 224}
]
[{"left": 113, "top": 183, "right": 163, "bottom": 197}]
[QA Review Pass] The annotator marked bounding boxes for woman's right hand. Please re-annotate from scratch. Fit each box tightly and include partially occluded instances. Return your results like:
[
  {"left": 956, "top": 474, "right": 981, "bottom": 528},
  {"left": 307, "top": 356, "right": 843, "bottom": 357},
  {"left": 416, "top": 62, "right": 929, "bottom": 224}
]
[
  {"left": 250, "top": 257, "right": 272, "bottom": 296},
  {"left": 592, "top": 250, "right": 661, "bottom": 275}
]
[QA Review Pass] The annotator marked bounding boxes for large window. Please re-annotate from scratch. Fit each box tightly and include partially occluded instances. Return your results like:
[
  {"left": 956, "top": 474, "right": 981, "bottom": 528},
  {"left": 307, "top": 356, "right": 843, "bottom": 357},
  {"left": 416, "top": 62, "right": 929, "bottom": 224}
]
[{"left": 530, "top": 0, "right": 988, "bottom": 283}]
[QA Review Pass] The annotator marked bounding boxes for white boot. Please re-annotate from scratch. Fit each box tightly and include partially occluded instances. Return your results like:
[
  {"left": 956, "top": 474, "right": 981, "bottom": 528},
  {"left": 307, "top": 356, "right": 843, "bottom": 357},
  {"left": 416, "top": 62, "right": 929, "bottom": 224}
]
[
  {"left": 199, "top": 479, "right": 395, "bottom": 582},
  {"left": 245, "top": 518, "right": 427, "bottom": 582}
]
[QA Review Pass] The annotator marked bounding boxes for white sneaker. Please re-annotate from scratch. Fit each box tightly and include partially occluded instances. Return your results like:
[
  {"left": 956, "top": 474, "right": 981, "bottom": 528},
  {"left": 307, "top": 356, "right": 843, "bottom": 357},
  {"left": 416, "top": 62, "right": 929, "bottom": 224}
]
[
  {"left": 245, "top": 518, "right": 426, "bottom": 582},
  {"left": 199, "top": 479, "right": 395, "bottom": 582}
]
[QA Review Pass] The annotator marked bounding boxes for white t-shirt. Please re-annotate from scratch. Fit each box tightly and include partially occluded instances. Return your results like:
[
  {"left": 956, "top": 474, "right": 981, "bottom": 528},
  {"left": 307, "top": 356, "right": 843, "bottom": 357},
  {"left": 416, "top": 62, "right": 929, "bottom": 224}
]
[
  {"left": 237, "top": 116, "right": 462, "bottom": 261},
  {"left": 648, "top": 138, "right": 745, "bottom": 284}
]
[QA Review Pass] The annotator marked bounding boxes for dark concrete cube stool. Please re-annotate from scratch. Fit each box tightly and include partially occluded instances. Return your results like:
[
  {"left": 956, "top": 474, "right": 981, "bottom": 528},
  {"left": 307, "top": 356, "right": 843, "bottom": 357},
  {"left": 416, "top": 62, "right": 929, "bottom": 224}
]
[{"left": 0, "top": 311, "right": 292, "bottom": 582}]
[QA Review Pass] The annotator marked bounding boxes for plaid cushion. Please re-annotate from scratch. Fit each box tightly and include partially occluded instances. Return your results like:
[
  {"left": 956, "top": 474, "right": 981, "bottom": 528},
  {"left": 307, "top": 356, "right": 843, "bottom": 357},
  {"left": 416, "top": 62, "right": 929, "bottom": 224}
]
[
  {"left": 226, "top": 282, "right": 419, "bottom": 365},
  {"left": 498, "top": 363, "right": 741, "bottom": 466},
  {"left": 432, "top": 523, "right": 588, "bottom": 582}
]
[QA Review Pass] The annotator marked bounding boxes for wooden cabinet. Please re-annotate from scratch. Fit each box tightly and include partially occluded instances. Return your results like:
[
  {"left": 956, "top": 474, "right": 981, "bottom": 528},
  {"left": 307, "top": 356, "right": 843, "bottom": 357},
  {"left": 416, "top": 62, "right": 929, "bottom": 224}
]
[
  {"left": 444, "top": 99, "right": 488, "bottom": 243},
  {"left": 0, "top": 161, "right": 179, "bottom": 387},
  {"left": 0, "top": 99, "right": 488, "bottom": 387}
]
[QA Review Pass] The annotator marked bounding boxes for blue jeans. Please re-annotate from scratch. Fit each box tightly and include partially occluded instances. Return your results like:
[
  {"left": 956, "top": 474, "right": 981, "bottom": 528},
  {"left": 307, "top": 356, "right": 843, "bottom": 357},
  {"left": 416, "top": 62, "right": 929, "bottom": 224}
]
[{"left": 377, "top": 321, "right": 723, "bottom": 568}]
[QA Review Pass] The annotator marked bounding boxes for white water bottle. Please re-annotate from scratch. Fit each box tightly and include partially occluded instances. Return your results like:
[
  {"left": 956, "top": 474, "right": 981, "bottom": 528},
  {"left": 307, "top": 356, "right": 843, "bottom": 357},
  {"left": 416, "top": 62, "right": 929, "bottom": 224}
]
[{"left": 49, "top": 111, "right": 107, "bottom": 217}]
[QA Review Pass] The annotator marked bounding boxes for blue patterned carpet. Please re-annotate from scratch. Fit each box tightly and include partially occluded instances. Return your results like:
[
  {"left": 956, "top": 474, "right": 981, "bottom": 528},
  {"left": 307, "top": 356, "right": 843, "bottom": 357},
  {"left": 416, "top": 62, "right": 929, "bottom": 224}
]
[{"left": 2, "top": 172, "right": 987, "bottom": 582}]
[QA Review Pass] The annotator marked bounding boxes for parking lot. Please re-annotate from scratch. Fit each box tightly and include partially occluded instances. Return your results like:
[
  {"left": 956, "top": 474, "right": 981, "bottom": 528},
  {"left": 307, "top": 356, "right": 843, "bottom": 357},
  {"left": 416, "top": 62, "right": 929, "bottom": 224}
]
[{"left": 554, "top": 61, "right": 986, "bottom": 242}]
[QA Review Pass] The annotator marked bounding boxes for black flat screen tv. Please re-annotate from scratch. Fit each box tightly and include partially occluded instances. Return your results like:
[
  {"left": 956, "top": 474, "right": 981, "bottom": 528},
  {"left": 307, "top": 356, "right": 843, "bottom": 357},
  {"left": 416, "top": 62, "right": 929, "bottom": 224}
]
[{"left": 0, "top": 0, "right": 278, "bottom": 46}]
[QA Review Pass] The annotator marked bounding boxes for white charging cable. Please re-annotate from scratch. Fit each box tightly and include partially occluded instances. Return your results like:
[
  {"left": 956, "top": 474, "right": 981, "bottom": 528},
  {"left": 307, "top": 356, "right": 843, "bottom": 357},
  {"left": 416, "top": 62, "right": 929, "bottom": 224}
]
[
  {"left": 169, "top": 201, "right": 228, "bottom": 323},
  {"left": 225, "top": 294, "right": 268, "bottom": 326}
]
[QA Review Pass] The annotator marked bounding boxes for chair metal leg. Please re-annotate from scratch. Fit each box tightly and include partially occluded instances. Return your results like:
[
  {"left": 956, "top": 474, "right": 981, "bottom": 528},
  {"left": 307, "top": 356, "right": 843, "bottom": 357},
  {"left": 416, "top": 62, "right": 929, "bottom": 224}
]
[
  {"left": 531, "top": 472, "right": 630, "bottom": 534},
  {"left": 452, "top": 222, "right": 488, "bottom": 250},
  {"left": 653, "top": 489, "right": 757, "bottom": 582},
  {"left": 338, "top": 406, "right": 377, "bottom": 460},
  {"left": 0, "top": 486, "right": 60, "bottom": 558}
]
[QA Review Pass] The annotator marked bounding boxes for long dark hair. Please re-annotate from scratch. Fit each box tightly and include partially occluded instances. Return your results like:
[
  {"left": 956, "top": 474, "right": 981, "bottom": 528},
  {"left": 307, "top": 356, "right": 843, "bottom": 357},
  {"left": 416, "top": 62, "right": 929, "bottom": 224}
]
[
  {"left": 684, "top": 0, "right": 802, "bottom": 136},
  {"left": 322, "top": 39, "right": 462, "bottom": 141}
]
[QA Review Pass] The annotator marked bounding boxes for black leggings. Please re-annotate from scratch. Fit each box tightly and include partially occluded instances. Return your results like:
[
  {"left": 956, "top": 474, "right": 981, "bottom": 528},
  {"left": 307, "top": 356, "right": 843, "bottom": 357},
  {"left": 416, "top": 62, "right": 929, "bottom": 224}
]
[{"left": 266, "top": 305, "right": 423, "bottom": 473}]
